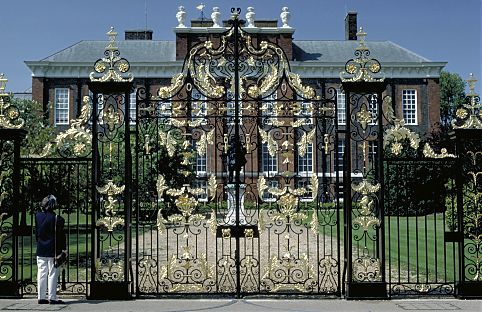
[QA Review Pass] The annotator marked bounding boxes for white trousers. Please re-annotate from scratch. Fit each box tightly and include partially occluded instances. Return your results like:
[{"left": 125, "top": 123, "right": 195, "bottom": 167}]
[{"left": 36, "top": 256, "right": 59, "bottom": 300}]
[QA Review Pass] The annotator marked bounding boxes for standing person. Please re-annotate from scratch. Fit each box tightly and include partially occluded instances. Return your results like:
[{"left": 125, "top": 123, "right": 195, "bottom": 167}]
[{"left": 35, "top": 194, "right": 65, "bottom": 304}]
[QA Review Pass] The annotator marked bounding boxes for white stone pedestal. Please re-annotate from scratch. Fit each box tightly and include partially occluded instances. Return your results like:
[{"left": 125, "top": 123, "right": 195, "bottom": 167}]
[{"left": 224, "top": 184, "right": 246, "bottom": 225}]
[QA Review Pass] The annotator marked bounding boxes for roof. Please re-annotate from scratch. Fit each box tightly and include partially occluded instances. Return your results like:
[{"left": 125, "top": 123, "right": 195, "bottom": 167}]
[
  {"left": 292, "top": 40, "right": 431, "bottom": 63},
  {"left": 40, "top": 40, "right": 176, "bottom": 63},
  {"left": 38, "top": 39, "right": 432, "bottom": 64}
]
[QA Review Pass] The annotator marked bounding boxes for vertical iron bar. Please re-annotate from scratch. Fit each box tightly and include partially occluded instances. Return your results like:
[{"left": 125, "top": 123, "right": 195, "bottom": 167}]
[
  {"left": 90, "top": 90, "right": 100, "bottom": 293},
  {"left": 377, "top": 90, "right": 386, "bottom": 286},
  {"left": 343, "top": 90, "right": 352, "bottom": 295},
  {"left": 124, "top": 89, "right": 132, "bottom": 293},
  {"left": 233, "top": 13, "right": 241, "bottom": 298}
]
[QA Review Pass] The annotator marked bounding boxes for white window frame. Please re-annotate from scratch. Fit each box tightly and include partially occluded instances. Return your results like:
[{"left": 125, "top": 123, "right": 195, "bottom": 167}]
[
  {"left": 264, "top": 93, "right": 278, "bottom": 125},
  {"left": 368, "top": 94, "right": 378, "bottom": 125},
  {"left": 368, "top": 140, "right": 378, "bottom": 163},
  {"left": 193, "top": 140, "right": 207, "bottom": 176},
  {"left": 191, "top": 89, "right": 207, "bottom": 124},
  {"left": 129, "top": 90, "right": 137, "bottom": 123},
  {"left": 158, "top": 101, "right": 172, "bottom": 124},
  {"left": 402, "top": 89, "right": 417, "bottom": 125},
  {"left": 297, "top": 143, "right": 313, "bottom": 175},
  {"left": 54, "top": 88, "right": 69, "bottom": 125},
  {"left": 337, "top": 89, "right": 346, "bottom": 125},
  {"left": 227, "top": 91, "right": 242, "bottom": 125},
  {"left": 336, "top": 139, "right": 345, "bottom": 173},
  {"left": 299, "top": 101, "right": 313, "bottom": 125},
  {"left": 262, "top": 142, "right": 278, "bottom": 175}
]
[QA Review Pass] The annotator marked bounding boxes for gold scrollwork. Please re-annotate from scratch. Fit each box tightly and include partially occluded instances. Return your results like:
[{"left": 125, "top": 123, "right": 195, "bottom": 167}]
[
  {"left": 452, "top": 74, "right": 482, "bottom": 129},
  {"left": 89, "top": 27, "right": 133, "bottom": 83},
  {"left": 95, "top": 258, "right": 125, "bottom": 281},
  {"left": 423, "top": 143, "right": 456, "bottom": 158},
  {"left": 340, "top": 27, "right": 384, "bottom": 83},
  {"left": 383, "top": 119, "right": 420, "bottom": 156},
  {"left": 258, "top": 127, "right": 277, "bottom": 157},
  {"left": 297, "top": 128, "right": 316, "bottom": 157},
  {"left": 96, "top": 180, "right": 125, "bottom": 232},
  {"left": 0, "top": 74, "right": 24, "bottom": 129},
  {"left": 33, "top": 96, "right": 92, "bottom": 158}
]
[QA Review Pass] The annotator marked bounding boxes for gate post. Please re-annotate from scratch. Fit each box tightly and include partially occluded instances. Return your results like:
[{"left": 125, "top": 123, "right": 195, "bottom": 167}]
[
  {"left": 451, "top": 74, "right": 482, "bottom": 298},
  {"left": 87, "top": 27, "right": 133, "bottom": 300},
  {"left": 341, "top": 28, "right": 388, "bottom": 299},
  {"left": 0, "top": 74, "right": 27, "bottom": 297}
]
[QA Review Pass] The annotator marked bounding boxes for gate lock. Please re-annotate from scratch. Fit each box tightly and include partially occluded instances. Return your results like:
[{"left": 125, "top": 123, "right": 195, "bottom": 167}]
[{"left": 216, "top": 225, "right": 259, "bottom": 239}]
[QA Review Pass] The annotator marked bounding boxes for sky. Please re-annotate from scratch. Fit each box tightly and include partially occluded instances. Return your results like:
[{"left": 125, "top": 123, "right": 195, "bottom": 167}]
[{"left": 0, "top": 0, "right": 480, "bottom": 94}]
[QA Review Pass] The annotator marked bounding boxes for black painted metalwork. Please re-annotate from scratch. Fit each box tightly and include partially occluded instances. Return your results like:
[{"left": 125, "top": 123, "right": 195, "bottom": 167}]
[{"left": 133, "top": 9, "right": 341, "bottom": 297}]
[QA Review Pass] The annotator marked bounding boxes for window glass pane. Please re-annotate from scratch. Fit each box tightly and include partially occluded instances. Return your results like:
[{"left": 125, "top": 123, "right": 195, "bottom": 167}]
[
  {"left": 402, "top": 89, "right": 417, "bottom": 125},
  {"left": 55, "top": 88, "right": 69, "bottom": 125}
]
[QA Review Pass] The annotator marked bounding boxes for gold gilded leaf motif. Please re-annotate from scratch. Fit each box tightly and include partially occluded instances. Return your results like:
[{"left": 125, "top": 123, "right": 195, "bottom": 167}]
[
  {"left": 156, "top": 209, "right": 167, "bottom": 235},
  {"left": 258, "top": 127, "right": 277, "bottom": 157},
  {"left": 208, "top": 174, "right": 217, "bottom": 201},
  {"left": 351, "top": 179, "right": 380, "bottom": 195},
  {"left": 353, "top": 215, "right": 380, "bottom": 232},
  {"left": 156, "top": 175, "right": 168, "bottom": 196},
  {"left": 310, "top": 208, "right": 318, "bottom": 234},
  {"left": 356, "top": 106, "right": 371, "bottom": 130},
  {"left": 297, "top": 128, "right": 316, "bottom": 157},
  {"left": 96, "top": 216, "right": 124, "bottom": 232},
  {"left": 310, "top": 175, "right": 318, "bottom": 200},
  {"left": 423, "top": 143, "right": 456, "bottom": 158},
  {"left": 248, "top": 64, "right": 279, "bottom": 98},
  {"left": 158, "top": 130, "right": 177, "bottom": 157},
  {"left": 191, "top": 63, "right": 224, "bottom": 98},
  {"left": 287, "top": 73, "right": 317, "bottom": 100},
  {"left": 258, "top": 176, "right": 268, "bottom": 200},
  {"left": 383, "top": 119, "right": 421, "bottom": 155},
  {"left": 157, "top": 73, "right": 185, "bottom": 99},
  {"left": 207, "top": 209, "right": 217, "bottom": 234}
]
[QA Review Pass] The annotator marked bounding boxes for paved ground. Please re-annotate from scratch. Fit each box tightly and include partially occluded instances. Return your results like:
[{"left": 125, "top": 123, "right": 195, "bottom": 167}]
[{"left": 0, "top": 299, "right": 480, "bottom": 312}]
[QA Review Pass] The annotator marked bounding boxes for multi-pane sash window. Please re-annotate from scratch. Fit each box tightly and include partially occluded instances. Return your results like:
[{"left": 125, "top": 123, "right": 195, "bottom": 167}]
[
  {"left": 227, "top": 91, "right": 242, "bottom": 125},
  {"left": 299, "top": 101, "right": 313, "bottom": 125},
  {"left": 54, "top": 88, "right": 69, "bottom": 125},
  {"left": 191, "top": 89, "right": 207, "bottom": 123},
  {"left": 158, "top": 101, "right": 172, "bottom": 124},
  {"left": 402, "top": 89, "right": 417, "bottom": 125},
  {"left": 297, "top": 143, "right": 313, "bottom": 173},
  {"left": 337, "top": 89, "right": 346, "bottom": 125},
  {"left": 368, "top": 94, "right": 378, "bottom": 125},
  {"left": 129, "top": 90, "right": 137, "bottom": 122},
  {"left": 192, "top": 140, "right": 207, "bottom": 175},
  {"left": 336, "top": 139, "right": 345, "bottom": 172},
  {"left": 262, "top": 143, "right": 277, "bottom": 174}
]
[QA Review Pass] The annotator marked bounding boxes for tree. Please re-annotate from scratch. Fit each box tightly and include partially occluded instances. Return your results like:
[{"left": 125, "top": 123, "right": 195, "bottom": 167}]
[
  {"left": 439, "top": 71, "right": 466, "bottom": 131},
  {"left": 11, "top": 98, "right": 56, "bottom": 156}
]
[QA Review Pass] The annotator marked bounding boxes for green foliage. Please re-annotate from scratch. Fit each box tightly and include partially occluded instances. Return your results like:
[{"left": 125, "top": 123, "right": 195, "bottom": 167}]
[
  {"left": 12, "top": 98, "right": 56, "bottom": 156},
  {"left": 384, "top": 161, "right": 454, "bottom": 216},
  {"left": 439, "top": 71, "right": 466, "bottom": 129}
]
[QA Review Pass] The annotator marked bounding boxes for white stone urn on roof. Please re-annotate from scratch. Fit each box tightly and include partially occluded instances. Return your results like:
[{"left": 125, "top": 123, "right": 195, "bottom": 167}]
[
  {"left": 211, "top": 7, "right": 221, "bottom": 27},
  {"left": 246, "top": 7, "right": 256, "bottom": 28}
]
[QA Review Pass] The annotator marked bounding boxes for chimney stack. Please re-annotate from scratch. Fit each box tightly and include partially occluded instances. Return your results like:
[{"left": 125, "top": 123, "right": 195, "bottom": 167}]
[
  {"left": 345, "top": 12, "right": 357, "bottom": 40},
  {"left": 125, "top": 30, "right": 153, "bottom": 40}
]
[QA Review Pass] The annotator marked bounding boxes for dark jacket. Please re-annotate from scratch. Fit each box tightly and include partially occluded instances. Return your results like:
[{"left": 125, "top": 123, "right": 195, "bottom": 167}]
[{"left": 35, "top": 211, "right": 66, "bottom": 257}]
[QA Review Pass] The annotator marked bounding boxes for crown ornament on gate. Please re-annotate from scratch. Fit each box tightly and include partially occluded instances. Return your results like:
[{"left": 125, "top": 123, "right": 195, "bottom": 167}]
[
  {"left": 90, "top": 27, "right": 133, "bottom": 82},
  {"left": 0, "top": 74, "right": 24, "bottom": 129},
  {"left": 340, "top": 27, "right": 384, "bottom": 82},
  {"left": 452, "top": 73, "right": 482, "bottom": 129}
]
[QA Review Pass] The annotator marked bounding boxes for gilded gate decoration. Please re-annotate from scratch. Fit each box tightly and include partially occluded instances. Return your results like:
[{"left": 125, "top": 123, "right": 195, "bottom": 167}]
[{"left": 134, "top": 8, "right": 340, "bottom": 296}]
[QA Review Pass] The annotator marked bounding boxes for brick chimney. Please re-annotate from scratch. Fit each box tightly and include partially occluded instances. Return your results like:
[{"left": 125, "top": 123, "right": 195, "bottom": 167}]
[
  {"left": 345, "top": 12, "right": 357, "bottom": 40},
  {"left": 125, "top": 30, "right": 153, "bottom": 40}
]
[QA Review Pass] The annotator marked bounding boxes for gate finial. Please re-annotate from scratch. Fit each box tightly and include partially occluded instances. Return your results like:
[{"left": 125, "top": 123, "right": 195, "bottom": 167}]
[
  {"left": 89, "top": 27, "right": 133, "bottom": 82},
  {"left": 452, "top": 73, "right": 482, "bottom": 129},
  {"left": 0, "top": 73, "right": 24, "bottom": 129},
  {"left": 340, "top": 27, "right": 384, "bottom": 82}
]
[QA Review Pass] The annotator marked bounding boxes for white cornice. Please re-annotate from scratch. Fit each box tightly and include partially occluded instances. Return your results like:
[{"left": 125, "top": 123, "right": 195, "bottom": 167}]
[
  {"left": 173, "top": 27, "right": 295, "bottom": 35},
  {"left": 25, "top": 60, "right": 446, "bottom": 79}
]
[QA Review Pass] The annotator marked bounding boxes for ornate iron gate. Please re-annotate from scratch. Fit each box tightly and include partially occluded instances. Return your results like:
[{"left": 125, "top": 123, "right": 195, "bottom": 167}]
[{"left": 132, "top": 9, "right": 341, "bottom": 297}]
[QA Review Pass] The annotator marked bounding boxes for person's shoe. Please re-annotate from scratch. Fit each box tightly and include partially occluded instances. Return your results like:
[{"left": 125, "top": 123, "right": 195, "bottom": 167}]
[
  {"left": 38, "top": 299, "right": 49, "bottom": 304},
  {"left": 49, "top": 299, "right": 64, "bottom": 304}
]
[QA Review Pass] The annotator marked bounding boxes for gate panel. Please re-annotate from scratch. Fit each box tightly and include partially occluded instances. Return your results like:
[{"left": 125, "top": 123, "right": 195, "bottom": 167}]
[
  {"left": 384, "top": 158, "right": 458, "bottom": 296},
  {"left": 133, "top": 10, "right": 341, "bottom": 297},
  {"left": 18, "top": 158, "right": 91, "bottom": 296}
]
